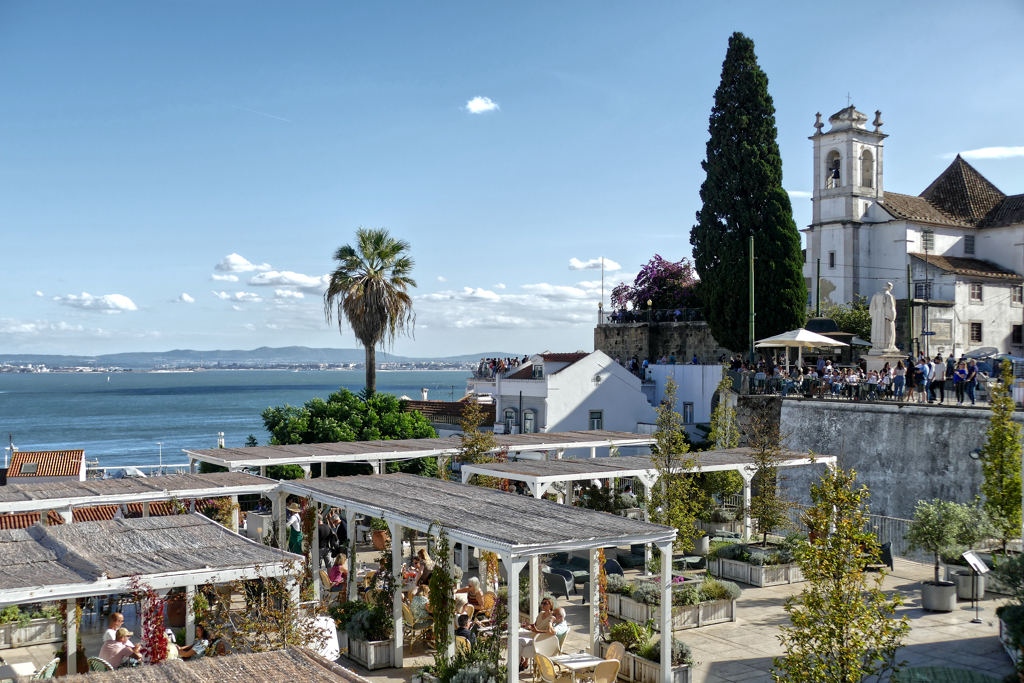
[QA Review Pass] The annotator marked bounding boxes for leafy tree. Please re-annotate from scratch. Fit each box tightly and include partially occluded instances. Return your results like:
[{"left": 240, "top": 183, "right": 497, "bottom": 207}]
[
  {"left": 904, "top": 499, "right": 971, "bottom": 584},
  {"left": 611, "top": 255, "right": 699, "bottom": 310},
  {"left": 980, "top": 361, "right": 1023, "bottom": 551},
  {"left": 649, "top": 378, "right": 702, "bottom": 553},
  {"left": 690, "top": 32, "right": 806, "bottom": 352},
  {"left": 245, "top": 434, "right": 259, "bottom": 447},
  {"left": 457, "top": 400, "right": 501, "bottom": 486},
  {"left": 822, "top": 296, "right": 871, "bottom": 340},
  {"left": 747, "top": 403, "right": 791, "bottom": 546},
  {"left": 774, "top": 465, "right": 909, "bottom": 683},
  {"left": 707, "top": 371, "right": 739, "bottom": 449},
  {"left": 324, "top": 227, "right": 416, "bottom": 396},
  {"left": 261, "top": 388, "right": 437, "bottom": 477}
]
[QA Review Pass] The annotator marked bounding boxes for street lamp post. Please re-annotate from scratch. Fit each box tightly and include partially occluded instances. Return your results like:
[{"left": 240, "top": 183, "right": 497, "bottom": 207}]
[{"left": 647, "top": 299, "right": 653, "bottom": 323}]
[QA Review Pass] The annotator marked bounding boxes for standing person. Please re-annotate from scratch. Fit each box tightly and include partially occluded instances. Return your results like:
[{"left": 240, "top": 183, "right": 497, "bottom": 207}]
[
  {"left": 954, "top": 361, "right": 968, "bottom": 405},
  {"left": 692, "top": 354, "right": 699, "bottom": 365},
  {"left": 904, "top": 360, "right": 915, "bottom": 402},
  {"left": 931, "top": 356, "right": 946, "bottom": 404},
  {"left": 965, "top": 359, "right": 979, "bottom": 406},
  {"left": 286, "top": 502, "right": 303, "bottom": 555}
]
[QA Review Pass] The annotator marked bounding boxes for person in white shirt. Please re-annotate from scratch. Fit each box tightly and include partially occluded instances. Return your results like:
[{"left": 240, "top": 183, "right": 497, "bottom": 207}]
[
  {"left": 103, "top": 613, "right": 134, "bottom": 648},
  {"left": 286, "top": 502, "right": 303, "bottom": 554}
]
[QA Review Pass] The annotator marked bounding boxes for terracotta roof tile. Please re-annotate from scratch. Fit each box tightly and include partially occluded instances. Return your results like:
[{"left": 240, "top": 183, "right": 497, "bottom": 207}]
[
  {"left": 0, "top": 511, "right": 65, "bottom": 530},
  {"left": 909, "top": 253, "right": 1022, "bottom": 281},
  {"left": 880, "top": 192, "right": 970, "bottom": 227},
  {"left": 72, "top": 501, "right": 187, "bottom": 522},
  {"left": 921, "top": 155, "right": 1005, "bottom": 223},
  {"left": 8, "top": 450, "right": 84, "bottom": 478}
]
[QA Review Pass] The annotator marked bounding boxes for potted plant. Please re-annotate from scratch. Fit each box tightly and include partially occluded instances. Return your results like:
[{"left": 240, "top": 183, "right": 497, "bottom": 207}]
[
  {"left": 904, "top": 499, "right": 967, "bottom": 612},
  {"left": 370, "top": 517, "right": 391, "bottom": 551},
  {"left": 947, "top": 503, "right": 995, "bottom": 600}
]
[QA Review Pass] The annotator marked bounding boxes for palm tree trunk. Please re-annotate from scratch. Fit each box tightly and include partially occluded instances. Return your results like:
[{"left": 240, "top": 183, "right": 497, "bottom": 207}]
[{"left": 365, "top": 345, "right": 377, "bottom": 396}]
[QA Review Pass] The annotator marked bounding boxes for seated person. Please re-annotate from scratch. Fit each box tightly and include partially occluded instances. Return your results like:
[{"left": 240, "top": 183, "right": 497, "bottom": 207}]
[
  {"left": 552, "top": 607, "right": 569, "bottom": 639},
  {"left": 518, "top": 597, "right": 555, "bottom": 670},
  {"left": 178, "top": 624, "right": 210, "bottom": 659},
  {"left": 103, "top": 612, "right": 133, "bottom": 646},
  {"left": 410, "top": 585, "right": 432, "bottom": 622},
  {"left": 328, "top": 554, "right": 348, "bottom": 596},
  {"left": 618, "top": 485, "right": 638, "bottom": 508},
  {"left": 455, "top": 613, "right": 474, "bottom": 645},
  {"left": 98, "top": 628, "right": 141, "bottom": 669},
  {"left": 163, "top": 628, "right": 180, "bottom": 661},
  {"left": 455, "top": 576, "right": 485, "bottom": 610}
]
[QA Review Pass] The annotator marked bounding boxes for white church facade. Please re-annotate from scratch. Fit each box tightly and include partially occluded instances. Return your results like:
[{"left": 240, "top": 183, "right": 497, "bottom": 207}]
[{"left": 802, "top": 105, "right": 1024, "bottom": 359}]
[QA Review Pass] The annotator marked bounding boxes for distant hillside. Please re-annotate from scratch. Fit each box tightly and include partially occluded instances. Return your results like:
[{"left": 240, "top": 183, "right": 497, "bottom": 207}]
[{"left": 0, "top": 346, "right": 517, "bottom": 369}]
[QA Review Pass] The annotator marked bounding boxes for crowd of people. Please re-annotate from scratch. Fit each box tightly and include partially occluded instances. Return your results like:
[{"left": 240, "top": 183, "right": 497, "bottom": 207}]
[
  {"left": 476, "top": 356, "right": 530, "bottom": 378},
  {"left": 95, "top": 611, "right": 219, "bottom": 670}
]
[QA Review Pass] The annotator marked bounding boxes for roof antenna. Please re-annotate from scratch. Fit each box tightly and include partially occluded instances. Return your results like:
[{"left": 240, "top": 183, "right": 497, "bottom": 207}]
[{"left": 846, "top": 93, "right": 852, "bottom": 107}]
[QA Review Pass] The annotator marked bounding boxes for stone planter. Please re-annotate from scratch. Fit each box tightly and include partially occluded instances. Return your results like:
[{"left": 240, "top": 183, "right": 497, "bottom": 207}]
[
  {"left": 599, "top": 640, "right": 692, "bottom": 683},
  {"left": 920, "top": 581, "right": 957, "bottom": 612},
  {"left": 606, "top": 593, "right": 621, "bottom": 619},
  {"left": 708, "top": 558, "right": 804, "bottom": 587},
  {"left": 346, "top": 636, "right": 394, "bottom": 670},
  {"left": 950, "top": 570, "right": 986, "bottom": 600},
  {"left": 0, "top": 617, "right": 63, "bottom": 650}
]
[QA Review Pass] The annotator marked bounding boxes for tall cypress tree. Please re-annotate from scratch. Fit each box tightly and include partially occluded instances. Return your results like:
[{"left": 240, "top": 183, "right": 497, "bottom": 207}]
[{"left": 691, "top": 32, "right": 806, "bottom": 352}]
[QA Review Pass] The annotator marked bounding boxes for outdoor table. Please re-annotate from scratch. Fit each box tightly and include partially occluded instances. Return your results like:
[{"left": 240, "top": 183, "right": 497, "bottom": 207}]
[
  {"left": 0, "top": 662, "right": 36, "bottom": 682},
  {"left": 550, "top": 653, "right": 607, "bottom": 681}
]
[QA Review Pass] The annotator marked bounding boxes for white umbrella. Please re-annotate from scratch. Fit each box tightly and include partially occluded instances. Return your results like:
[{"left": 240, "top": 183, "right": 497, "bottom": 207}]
[{"left": 755, "top": 328, "right": 849, "bottom": 370}]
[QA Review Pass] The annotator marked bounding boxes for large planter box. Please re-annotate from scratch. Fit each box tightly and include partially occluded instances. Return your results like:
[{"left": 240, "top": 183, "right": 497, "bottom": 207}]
[
  {"left": 345, "top": 636, "right": 393, "bottom": 670},
  {"left": 0, "top": 618, "right": 63, "bottom": 650},
  {"left": 338, "top": 629, "right": 349, "bottom": 654},
  {"left": 607, "top": 593, "right": 621, "bottom": 619},
  {"left": 599, "top": 640, "right": 692, "bottom": 683},
  {"left": 1000, "top": 618, "right": 1023, "bottom": 668},
  {"left": 697, "top": 519, "right": 743, "bottom": 536},
  {"left": 618, "top": 596, "right": 651, "bottom": 624},
  {"left": 618, "top": 597, "right": 736, "bottom": 632},
  {"left": 709, "top": 558, "right": 804, "bottom": 587}
]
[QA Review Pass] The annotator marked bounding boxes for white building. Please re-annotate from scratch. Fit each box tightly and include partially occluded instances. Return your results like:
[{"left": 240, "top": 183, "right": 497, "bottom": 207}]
[
  {"left": 5, "top": 450, "right": 87, "bottom": 485},
  {"left": 644, "top": 364, "right": 722, "bottom": 432},
  {"left": 803, "top": 105, "right": 1024, "bottom": 358}
]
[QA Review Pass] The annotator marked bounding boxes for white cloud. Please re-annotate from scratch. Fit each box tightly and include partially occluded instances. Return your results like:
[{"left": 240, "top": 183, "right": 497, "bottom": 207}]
[
  {"left": 34, "top": 291, "right": 43, "bottom": 297},
  {"left": 436, "top": 276, "right": 448, "bottom": 282},
  {"left": 575, "top": 280, "right": 601, "bottom": 289},
  {"left": 232, "top": 305, "right": 244, "bottom": 311},
  {"left": 946, "top": 147, "right": 1024, "bottom": 160},
  {"left": 214, "top": 253, "right": 272, "bottom": 273},
  {"left": 274, "top": 289, "right": 305, "bottom": 299},
  {"left": 466, "top": 96, "right": 499, "bottom": 114},
  {"left": 53, "top": 292, "right": 137, "bottom": 314},
  {"left": 175, "top": 293, "right": 195, "bottom": 304},
  {"left": 569, "top": 257, "right": 621, "bottom": 271},
  {"left": 494, "top": 283, "right": 506, "bottom": 290},
  {"left": 247, "top": 270, "right": 329, "bottom": 292},
  {"left": 212, "top": 291, "right": 262, "bottom": 303},
  {"left": 0, "top": 318, "right": 161, "bottom": 344},
  {"left": 211, "top": 274, "right": 239, "bottom": 282},
  {"left": 787, "top": 190, "right": 812, "bottom": 198}
]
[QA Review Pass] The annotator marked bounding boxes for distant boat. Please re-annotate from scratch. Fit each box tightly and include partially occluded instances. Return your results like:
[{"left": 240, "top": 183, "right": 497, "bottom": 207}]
[{"left": 107, "top": 376, "right": 110, "bottom": 381}]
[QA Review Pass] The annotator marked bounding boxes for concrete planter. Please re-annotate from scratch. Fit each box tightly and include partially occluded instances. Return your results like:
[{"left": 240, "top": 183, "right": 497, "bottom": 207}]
[
  {"left": 620, "top": 597, "right": 737, "bottom": 632},
  {"left": 606, "top": 593, "right": 621, "bottom": 619},
  {"left": 599, "top": 640, "right": 691, "bottom": 683},
  {"left": 0, "top": 617, "right": 63, "bottom": 650},
  {"left": 346, "top": 636, "right": 393, "bottom": 670},
  {"left": 950, "top": 570, "right": 986, "bottom": 600},
  {"left": 920, "top": 581, "right": 957, "bottom": 612},
  {"left": 1000, "top": 618, "right": 1023, "bottom": 668},
  {"left": 708, "top": 558, "right": 804, "bottom": 587}
]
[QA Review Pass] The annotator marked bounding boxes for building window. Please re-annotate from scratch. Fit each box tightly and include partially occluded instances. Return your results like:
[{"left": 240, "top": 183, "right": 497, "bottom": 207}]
[
  {"left": 1014, "top": 325, "right": 1023, "bottom": 345},
  {"left": 589, "top": 411, "right": 603, "bottom": 430},
  {"left": 1014, "top": 286, "right": 1023, "bottom": 305},
  {"left": 531, "top": 364, "right": 543, "bottom": 379},
  {"left": 19, "top": 462, "right": 38, "bottom": 475},
  {"left": 915, "top": 282, "right": 932, "bottom": 299},
  {"left": 682, "top": 403, "right": 694, "bottom": 424},
  {"left": 825, "top": 150, "right": 841, "bottom": 189},
  {"left": 860, "top": 149, "right": 874, "bottom": 188},
  {"left": 970, "top": 322, "right": 983, "bottom": 344},
  {"left": 523, "top": 410, "right": 536, "bottom": 434},
  {"left": 828, "top": 251, "right": 836, "bottom": 269},
  {"left": 504, "top": 408, "right": 516, "bottom": 433},
  {"left": 970, "top": 283, "right": 983, "bottom": 303},
  {"left": 964, "top": 235, "right": 975, "bottom": 255},
  {"left": 921, "top": 230, "right": 934, "bottom": 252}
]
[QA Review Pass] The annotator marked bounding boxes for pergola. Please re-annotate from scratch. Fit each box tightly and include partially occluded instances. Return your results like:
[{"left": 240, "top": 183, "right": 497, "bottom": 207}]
[
  {"left": 183, "top": 430, "right": 655, "bottom": 476},
  {"left": 0, "top": 472, "right": 279, "bottom": 532},
  {"left": 0, "top": 514, "right": 301, "bottom": 675},
  {"left": 459, "top": 448, "right": 835, "bottom": 543},
  {"left": 278, "top": 473, "right": 678, "bottom": 683}
]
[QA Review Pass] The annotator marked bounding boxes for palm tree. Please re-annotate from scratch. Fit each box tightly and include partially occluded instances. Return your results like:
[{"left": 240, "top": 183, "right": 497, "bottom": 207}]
[{"left": 324, "top": 227, "right": 416, "bottom": 396}]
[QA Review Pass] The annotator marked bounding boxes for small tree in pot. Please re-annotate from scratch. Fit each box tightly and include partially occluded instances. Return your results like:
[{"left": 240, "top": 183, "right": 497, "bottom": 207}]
[{"left": 905, "top": 499, "right": 969, "bottom": 611}]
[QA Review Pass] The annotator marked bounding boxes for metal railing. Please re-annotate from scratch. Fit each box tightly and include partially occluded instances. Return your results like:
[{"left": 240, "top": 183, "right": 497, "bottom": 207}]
[
  {"left": 600, "top": 308, "right": 704, "bottom": 325},
  {"left": 85, "top": 463, "right": 193, "bottom": 479},
  {"left": 724, "top": 370, "right": 993, "bottom": 405}
]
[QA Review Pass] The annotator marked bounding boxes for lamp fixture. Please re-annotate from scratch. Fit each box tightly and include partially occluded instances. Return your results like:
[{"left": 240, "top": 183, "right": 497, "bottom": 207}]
[{"left": 969, "top": 448, "right": 982, "bottom": 460}]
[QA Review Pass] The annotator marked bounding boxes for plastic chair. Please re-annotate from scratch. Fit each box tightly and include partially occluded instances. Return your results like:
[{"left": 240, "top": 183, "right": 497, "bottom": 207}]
[
  {"left": 534, "top": 654, "right": 572, "bottom": 683},
  {"left": 555, "top": 626, "right": 570, "bottom": 654},
  {"left": 604, "top": 641, "right": 625, "bottom": 665},
  {"left": 544, "top": 570, "right": 571, "bottom": 601},
  {"left": 603, "top": 558, "right": 625, "bottom": 577},
  {"left": 87, "top": 657, "right": 114, "bottom": 672},
  {"left": 592, "top": 659, "right": 621, "bottom": 683}
]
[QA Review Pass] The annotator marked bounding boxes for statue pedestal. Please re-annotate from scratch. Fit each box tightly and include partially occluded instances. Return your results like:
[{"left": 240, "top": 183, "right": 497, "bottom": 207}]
[{"left": 865, "top": 351, "right": 903, "bottom": 372}]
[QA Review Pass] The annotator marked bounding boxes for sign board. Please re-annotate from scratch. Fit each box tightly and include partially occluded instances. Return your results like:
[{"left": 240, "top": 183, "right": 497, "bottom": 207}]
[
  {"left": 931, "top": 319, "right": 953, "bottom": 343},
  {"left": 921, "top": 332, "right": 936, "bottom": 336},
  {"left": 962, "top": 550, "right": 989, "bottom": 574}
]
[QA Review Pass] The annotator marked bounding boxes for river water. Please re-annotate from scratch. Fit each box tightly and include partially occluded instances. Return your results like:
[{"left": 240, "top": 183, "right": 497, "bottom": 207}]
[{"left": 0, "top": 370, "right": 468, "bottom": 469}]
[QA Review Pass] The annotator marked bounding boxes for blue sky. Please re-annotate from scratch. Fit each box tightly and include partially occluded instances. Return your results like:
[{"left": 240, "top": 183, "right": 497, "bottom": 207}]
[{"left": 2, "top": 1, "right": 1023, "bottom": 358}]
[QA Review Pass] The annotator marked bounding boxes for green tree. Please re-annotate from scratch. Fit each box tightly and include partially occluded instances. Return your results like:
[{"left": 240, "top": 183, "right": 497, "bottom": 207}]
[
  {"left": 261, "top": 388, "right": 437, "bottom": 477},
  {"left": 904, "top": 499, "right": 971, "bottom": 584},
  {"left": 774, "top": 465, "right": 909, "bottom": 683},
  {"left": 456, "top": 400, "right": 500, "bottom": 486},
  {"left": 747, "top": 403, "right": 791, "bottom": 546},
  {"left": 690, "top": 32, "right": 806, "bottom": 353},
  {"left": 649, "top": 378, "right": 702, "bottom": 553},
  {"left": 245, "top": 434, "right": 259, "bottom": 447},
  {"left": 707, "top": 371, "right": 739, "bottom": 449},
  {"left": 324, "top": 227, "right": 416, "bottom": 396},
  {"left": 822, "top": 297, "right": 871, "bottom": 340},
  {"left": 980, "top": 361, "right": 1023, "bottom": 551}
]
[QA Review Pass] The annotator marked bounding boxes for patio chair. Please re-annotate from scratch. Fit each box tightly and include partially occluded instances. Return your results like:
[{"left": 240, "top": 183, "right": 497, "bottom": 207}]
[
  {"left": 581, "top": 581, "right": 589, "bottom": 604},
  {"left": 402, "top": 604, "right": 433, "bottom": 654},
  {"left": 555, "top": 626, "right": 570, "bottom": 654},
  {"left": 603, "top": 558, "right": 625, "bottom": 576},
  {"left": 549, "top": 567, "right": 577, "bottom": 594},
  {"left": 534, "top": 654, "right": 572, "bottom": 683},
  {"left": 455, "top": 636, "right": 472, "bottom": 655},
  {"left": 591, "top": 659, "right": 620, "bottom": 683},
  {"left": 87, "top": 657, "right": 114, "bottom": 672},
  {"left": 604, "top": 641, "right": 625, "bottom": 666},
  {"left": 31, "top": 657, "right": 60, "bottom": 680},
  {"left": 543, "top": 570, "right": 572, "bottom": 601},
  {"left": 319, "top": 570, "right": 338, "bottom": 606}
]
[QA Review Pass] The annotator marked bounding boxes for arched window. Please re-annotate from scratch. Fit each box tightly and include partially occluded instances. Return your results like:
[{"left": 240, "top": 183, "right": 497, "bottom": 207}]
[
  {"left": 825, "top": 150, "right": 841, "bottom": 189},
  {"left": 503, "top": 408, "right": 516, "bottom": 433},
  {"left": 522, "top": 410, "right": 536, "bottom": 434},
  {"left": 860, "top": 149, "right": 874, "bottom": 188}
]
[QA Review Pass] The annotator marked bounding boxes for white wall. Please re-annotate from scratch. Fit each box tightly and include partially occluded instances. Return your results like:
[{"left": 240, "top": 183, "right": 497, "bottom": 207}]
[
  {"left": 546, "top": 351, "right": 656, "bottom": 436},
  {"left": 646, "top": 364, "right": 722, "bottom": 425}
]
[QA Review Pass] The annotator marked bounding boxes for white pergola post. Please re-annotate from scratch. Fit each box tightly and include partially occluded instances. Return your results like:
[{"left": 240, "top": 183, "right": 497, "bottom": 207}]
[
  {"left": 741, "top": 469, "right": 753, "bottom": 542},
  {"left": 189, "top": 457, "right": 195, "bottom": 474},
  {"left": 590, "top": 446, "right": 596, "bottom": 458},
  {"left": 62, "top": 506, "right": 73, "bottom": 524},
  {"left": 185, "top": 584, "right": 196, "bottom": 644},
  {"left": 389, "top": 520, "right": 404, "bottom": 668},
  {"left": 346, "top": 509, "right": 357, "bottom": 601},
  {"left": 460, "top": 542, "right": 469, "bottom": 576},
  {"left": 286, "top": 576, "right": 300, "bottom": 607},
  {"left": 259, "top": 465, "right": 267, "bottom": 478},
  {"left": 65, "top": 599, "right": 77, "bottom": 674},
  {"left": 274, "top": 491, "right": 287, "bottom": 551},
  {"left": 502, "top": 556, "right": 527, "bottom": 683},
  {"left": 589, "top": 549, "right": 600, "bottom": 653},
  {"left": 638, "top": 474, "right": 657, "bottom": 574},
  {"left": 529, "top": 556, "right": 540, "bottom": 621},
  {"left": 142, "top": 502, "right": 150, "bottom": 518},
  {"left": 301, "top": 465, "right": 312, "bottom": 480},
  {"left": 657, "top": 541, "right": 673, "bottom": 683},
  {"left": 230, "top": 495, "right": 239, "bottom": 532},
  {"left": 312, "top": 502, "right": 321, "bottom": 602}
]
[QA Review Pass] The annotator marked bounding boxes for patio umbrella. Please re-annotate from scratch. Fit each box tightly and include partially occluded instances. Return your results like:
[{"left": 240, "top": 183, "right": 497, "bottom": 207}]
[{"left": 755, "top": 328, "right": 849, "bottom": 369}]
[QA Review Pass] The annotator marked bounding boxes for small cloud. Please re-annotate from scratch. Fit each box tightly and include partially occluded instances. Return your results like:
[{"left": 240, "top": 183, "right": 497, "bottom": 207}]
[
  {"left": 569, "top": 257, "right": 621, "bottom": 271},
  {"left": 211, "top": 274, "right": 239, "bottom": 282},
  {"left": 247, "top": 270, "right": 328, "bottom": 292},
  {"left": 232, "top": 305, "right": 244, "bottom": 311},
  {"left": 494, "top": 283, "right": 506, "bottom": 290},
  {"left": 53, "top": 292, "right": 137, "bottom": 314},
  {"left": 575, "top": 280, "right": 601, "bottom": 289},
  {"left": 787, "top": 190, "right": 812, "bottom": 198},
  {"left": 274, "top": 289, "right": 304, "bottom": 299},
  {"left": 175, "top": 293, "right": 195, "bottom": 304},
  {"left": 436, "top": 276, "right": 448, "bottom": 283},
  {"left": 34, "top": 291, "right": 43, "bottom": 297},
  {"left": 949, "top": 147, "right": 1024, "bottom": 160},
  {"left": 214, "top": 253, "right": 271, "bottom": 273},
  {"left": 466, "top": 96, "right": 499, "bottom": 114},
  {"left": 212, "top": 291, "right": 262, "bottom": 303}
]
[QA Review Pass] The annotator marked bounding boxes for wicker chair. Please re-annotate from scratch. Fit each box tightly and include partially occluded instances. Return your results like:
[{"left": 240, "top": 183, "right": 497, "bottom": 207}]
[
  {"left": 319, "top": 569, "right": 341, "bottom": 607},
  {"left": 402, "top": 604, "right": 434, "bottom": 654},
  {"left": 31, "top": 657, "right": 60, "bottom": 680},
  {"left": 591, "top": 659, "right": 620, "bottom": 683},
  {"left": 88, "top": 657, "right": 114, "bottom": 672},
  {"left": 455, "top": 636, "right": 472, "bottom": 655}
]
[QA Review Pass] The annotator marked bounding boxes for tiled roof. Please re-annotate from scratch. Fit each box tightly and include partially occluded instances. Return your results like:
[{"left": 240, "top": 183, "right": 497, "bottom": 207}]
[
  {"left": 909, "top": 253, "right": 1023, "bottom": 281},
  {"left": 402, "top": 400, "right": 495, "bottom": 422},
  {"left": 8, "top": 450, "right": 84, "bottom": 478},
  {"left": 539, "top": 352, "right": 589, "bottom": 363},
  {"left": 881, "top": 192, "right": 971, "bottom": 227},
  {"left": 0, "top": 511, "right": 65, "bottom": 530},
  {"left": 72, "top": 501, "right": 188, "bottom": 522},
  {"left": 980, "top": 193, "right": 1024, "bottom": 228},
  {"left": 505, "top": 365, "right": 537, "bottom": 380}
]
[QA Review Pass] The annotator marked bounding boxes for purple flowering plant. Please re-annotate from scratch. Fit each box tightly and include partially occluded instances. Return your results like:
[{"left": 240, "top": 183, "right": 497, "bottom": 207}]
[{"left": 610, "top": 255, "right": 700, "bottom": 310}]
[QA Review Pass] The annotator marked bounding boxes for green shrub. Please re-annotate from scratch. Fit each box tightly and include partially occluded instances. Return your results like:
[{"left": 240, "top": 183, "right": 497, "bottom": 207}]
[
  {"left": 673, "top": 584, "right": 701, "bottom": 606},
  {"left": 328, "top": 601, "right": 369, "bottom": 632},
  {"left": 606, "top": 574, "right": 630, "bottom": 594},
  {"left": 997, "top": 603, "right": 1024, "bottom": 651},
  {"left": 748, "top": 551, "right": 768, "bottom": 566},
  {"left": 699, "top": 578, "right": 741, "bottom": 602},
  {"left": 608, "top": 621, "right": 653, "bottom": 654},
  {"left": 993, "top": 553, "right": 1024, "bottom": 605},
  {"left": 630, "top": 582, "right": 660, "bottom": 606},
  {"left": 716, "top": 543, "right": 743, "bottom": 561},
  {"left": 710, "top": 508, "right": 736, "bottom": 523},
  {"left": 779, "top": 532, "right": 807, "bottom": 553},
  {"left": 642, "top": 637, "right": 694, "bottom": 667},
  {"left": 706, "top": 540, "right": 732, "bottom": 561}
]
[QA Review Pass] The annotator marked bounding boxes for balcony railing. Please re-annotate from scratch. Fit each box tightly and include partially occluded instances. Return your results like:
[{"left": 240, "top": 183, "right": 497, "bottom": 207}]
[{"left": 600, "top": 308, "right": 704, "bottom": 325}]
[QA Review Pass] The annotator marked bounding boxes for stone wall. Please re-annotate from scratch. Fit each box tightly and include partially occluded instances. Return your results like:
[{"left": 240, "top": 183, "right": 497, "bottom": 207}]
[
  {"left": 734, "top": 395, "right": 782, "bottom": 447},
  {"left": 778, "top": 399, "right": 1024, "bottom": 520},
  {"left": 593, "top": 321, "right": 732, "bottom": 364}
]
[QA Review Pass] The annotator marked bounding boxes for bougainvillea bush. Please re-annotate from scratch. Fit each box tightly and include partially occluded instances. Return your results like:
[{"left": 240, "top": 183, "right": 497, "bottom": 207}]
[{"left": 611, "top": 255, "right": 699, "bottom": 310}]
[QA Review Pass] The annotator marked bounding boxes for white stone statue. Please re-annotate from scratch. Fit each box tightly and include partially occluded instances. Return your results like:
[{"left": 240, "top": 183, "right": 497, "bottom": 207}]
[{"left": 869, "top": 282, "right": 898, "bottom": 353}]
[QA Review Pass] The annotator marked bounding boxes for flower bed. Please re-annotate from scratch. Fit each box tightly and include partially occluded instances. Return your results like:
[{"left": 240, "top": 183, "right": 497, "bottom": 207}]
[
  {"left": 609, "top": 576, "right": 740, "bottom": 632},
  {"left": 599, "top": 638, "right": 692, "bottom": 683},
  {"left": 0, "top": 617, "right": 63, "bottom": 650},
  {"left": 706, "top": 542, "right": 804, "bottom": 587}
]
